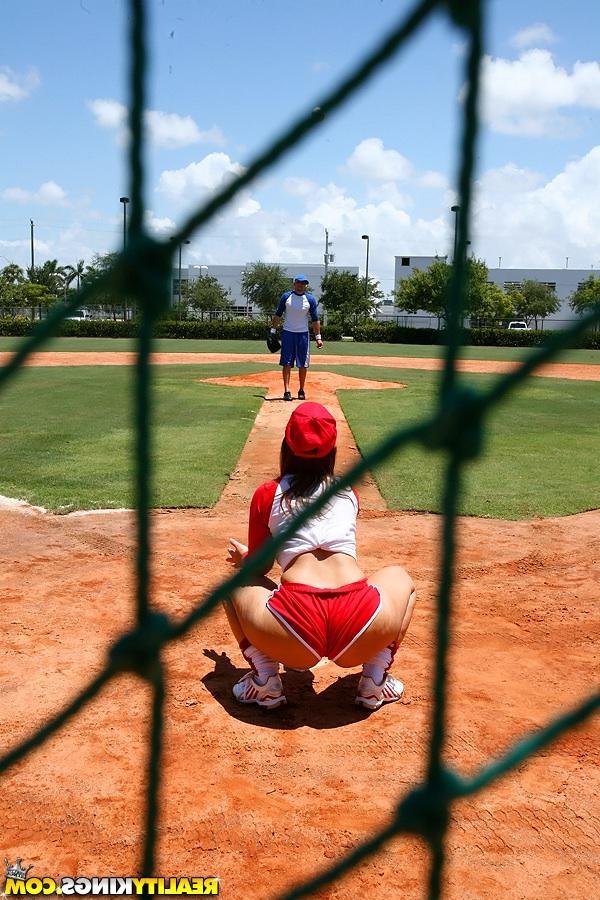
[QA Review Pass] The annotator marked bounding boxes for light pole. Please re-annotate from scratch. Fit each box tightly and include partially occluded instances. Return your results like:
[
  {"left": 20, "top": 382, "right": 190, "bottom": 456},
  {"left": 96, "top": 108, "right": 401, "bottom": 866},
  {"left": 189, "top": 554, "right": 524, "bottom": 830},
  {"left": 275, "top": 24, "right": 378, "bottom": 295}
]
[
  {"left": 451, "top": 205, "right": 460, "bottom": 263},
  {"left": 178, "top": 239, "right": 191, "bottom": 316},
  {"left": 324, "top": 229, "right": 334, "bottom": 276},
  {"left": 361, "top": 234, "right": 370, "bottom": 304},
  {"left": 119, "top": 197, "right": 130, "bottom": 251},
  {"left": 119, "top": 198, "right": 130, "bottom": 319},
  {"left": 30, "top": 219, "right": 35, "bottom": 274}
]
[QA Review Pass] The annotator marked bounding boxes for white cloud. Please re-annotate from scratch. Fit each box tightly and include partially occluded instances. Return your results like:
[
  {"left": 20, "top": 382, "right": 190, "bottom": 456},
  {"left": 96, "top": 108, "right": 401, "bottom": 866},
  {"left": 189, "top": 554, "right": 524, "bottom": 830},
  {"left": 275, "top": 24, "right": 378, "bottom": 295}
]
[
  {"left": 2, "top": 180, "right": 68, "bottom": 206},
  {"left": 344, "top": 138, "right": 446, "bottom": 194},
  {"left": 235, "top": 196, "right": 261, "bottom": 218},
  {"left": 477, "top": 162, "right": 543, "bottom": 195},
  {"left": 87, "top": 98, "right": 126, "bottom": 129},
  {"left": 156, "top": 152, "right": 245, "bottom": 203},
  {"left": 0, "top": 66, "right": 40, "bottom": 102},
  {"left": 418, "top": 171, "right": 449, "bottom": 190},
  {"left": 511, "top": 23, "right": 557, "bottom": 50},
  {"left": 145, "top": 211, "right": 176, "bottom": 235},
  {"left": 7, "top": 137, "right": 600, "bottom": 288},
  {"left": 473, "top": 147, "right": 600, "bottom": 266},
  {"left": 282, "top": 177, "right": 318, "bottom": 197},
  {"left": 479, "top": 49, "right": 600, "bottom": 136},
  {"left": 0, "top": 239, "right": 28, "bottom": 260},
  {"left": 88, "top": 99, "right": 225, "bottom": 148},
  {"left": 345, "top": 138, "right": 413, "bottom": 181},
  {"left": 365, "top": 181, "right": 413, "bottom": 208},
  {"left": 145, "top": 111, "right": 225, "bottom": 149}
]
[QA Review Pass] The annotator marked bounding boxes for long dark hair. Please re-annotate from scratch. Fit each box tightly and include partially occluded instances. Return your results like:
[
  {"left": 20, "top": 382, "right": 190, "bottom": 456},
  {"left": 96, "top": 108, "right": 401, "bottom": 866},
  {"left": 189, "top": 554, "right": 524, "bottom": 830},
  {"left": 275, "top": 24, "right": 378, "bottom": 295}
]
[{"left": 279, "top": 439, "right": 336, "bottom": 513}]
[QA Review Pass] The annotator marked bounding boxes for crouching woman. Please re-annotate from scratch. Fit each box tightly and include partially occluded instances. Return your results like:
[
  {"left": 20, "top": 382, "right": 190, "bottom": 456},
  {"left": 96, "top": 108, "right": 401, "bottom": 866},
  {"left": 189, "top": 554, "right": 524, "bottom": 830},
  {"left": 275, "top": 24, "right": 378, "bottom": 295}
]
[{"left": 225, "top": 402, "right": 416, "bottom": 710}]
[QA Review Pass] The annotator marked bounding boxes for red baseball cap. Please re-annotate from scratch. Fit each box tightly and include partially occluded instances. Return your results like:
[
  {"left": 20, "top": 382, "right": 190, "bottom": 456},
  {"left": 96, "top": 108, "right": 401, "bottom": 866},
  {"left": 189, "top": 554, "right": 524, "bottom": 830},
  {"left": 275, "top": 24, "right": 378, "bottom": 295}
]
[{"left": 284, "top": 402, "right": 337, "bottom": 458}]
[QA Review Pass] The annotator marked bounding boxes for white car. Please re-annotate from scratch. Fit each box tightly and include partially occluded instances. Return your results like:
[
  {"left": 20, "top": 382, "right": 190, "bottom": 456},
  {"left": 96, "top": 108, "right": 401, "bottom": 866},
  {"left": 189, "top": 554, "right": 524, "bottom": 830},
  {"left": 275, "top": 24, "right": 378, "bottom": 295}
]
[
  {"left": 507, "top": 321, "right": 529, "bottom": 330},
  {"left": 66, "top": 309, "right": 91, "bottom": 321}
]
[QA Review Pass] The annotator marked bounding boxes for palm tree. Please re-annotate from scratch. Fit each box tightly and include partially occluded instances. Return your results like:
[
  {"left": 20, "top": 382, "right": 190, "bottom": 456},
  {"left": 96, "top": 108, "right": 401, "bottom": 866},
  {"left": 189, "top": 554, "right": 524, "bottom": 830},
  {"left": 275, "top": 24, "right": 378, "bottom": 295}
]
[
  {"left": 28, "top": 259, "right": 66, "bottom": 293},
  {"left": 0, "top": 262, "right": 25, "bottom": 285},
  {"left": 63, "top": 259, "right": 86, "bottom": 295},
  {"left": 27, "top": 259, "right": 66, "bottom": 318}
]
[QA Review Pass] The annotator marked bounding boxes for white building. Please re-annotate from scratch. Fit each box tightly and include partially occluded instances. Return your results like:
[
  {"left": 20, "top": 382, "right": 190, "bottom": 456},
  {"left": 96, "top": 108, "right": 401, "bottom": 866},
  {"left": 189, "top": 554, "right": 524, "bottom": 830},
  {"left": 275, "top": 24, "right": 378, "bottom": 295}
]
[
  {"left": 171, "top": 263, "right": 358, "bottom": 314},
  {"left": 378, "top": 255, "right": 593, "bottom": 329}
]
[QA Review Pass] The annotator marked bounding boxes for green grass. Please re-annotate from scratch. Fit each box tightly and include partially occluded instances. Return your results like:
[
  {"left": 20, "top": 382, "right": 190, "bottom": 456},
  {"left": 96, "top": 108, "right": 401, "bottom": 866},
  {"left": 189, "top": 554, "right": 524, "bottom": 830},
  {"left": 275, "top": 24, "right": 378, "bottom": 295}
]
[
  {"left": 0, "top": 335, "right": 598, "bottom": 364},
  {"left": 0, "top": 363, "right": 265, "bottom": 512},
  {"left": 320, "top": 342, "right": 600, "bottom": 364},
  {"left": 338, "top": 367, "right": 600, "bottom": 518},
  {"left": 0, "top": 360, "right": 597, "bottom": 518}
]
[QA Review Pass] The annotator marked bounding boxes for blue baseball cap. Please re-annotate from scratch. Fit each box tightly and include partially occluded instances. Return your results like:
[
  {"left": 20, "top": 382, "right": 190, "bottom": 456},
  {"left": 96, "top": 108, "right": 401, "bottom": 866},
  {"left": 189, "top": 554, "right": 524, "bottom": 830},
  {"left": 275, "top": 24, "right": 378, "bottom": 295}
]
[{"left": 293, "top": 274, "right": 309, "bottom": 283}]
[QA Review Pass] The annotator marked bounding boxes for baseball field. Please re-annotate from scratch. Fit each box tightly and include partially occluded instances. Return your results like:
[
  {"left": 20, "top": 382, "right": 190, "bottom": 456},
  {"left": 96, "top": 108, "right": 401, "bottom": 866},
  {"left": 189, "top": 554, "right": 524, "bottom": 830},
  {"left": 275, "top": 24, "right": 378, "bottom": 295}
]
[{"left": 0, "top": 340, "right": 598, "bottom": 899}]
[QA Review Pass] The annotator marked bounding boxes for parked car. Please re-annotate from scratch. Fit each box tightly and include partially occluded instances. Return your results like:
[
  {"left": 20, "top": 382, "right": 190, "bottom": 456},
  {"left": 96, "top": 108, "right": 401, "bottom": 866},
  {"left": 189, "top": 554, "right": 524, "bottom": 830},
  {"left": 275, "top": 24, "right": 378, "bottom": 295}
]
[
  {"left": 66, "top": 309, "right": 91, "bottom": 321},
  {"left": 507, "top": 321, "right": 529, "bottom": 330}
]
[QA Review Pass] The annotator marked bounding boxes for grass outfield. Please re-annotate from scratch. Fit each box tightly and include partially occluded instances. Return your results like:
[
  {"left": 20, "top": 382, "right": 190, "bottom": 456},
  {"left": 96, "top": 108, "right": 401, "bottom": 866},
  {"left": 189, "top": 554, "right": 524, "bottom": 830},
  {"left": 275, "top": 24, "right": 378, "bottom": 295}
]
[
  {"left": 0, "top": 335, "right": 598, "bottom": 364},
  {"left": 337, "top": 366, "right": 600, "bottom": 519},
  {"left": 0, "top": 363, "right": 265, "bottom": 512},
  {"left": 0, "top": 362, "right": 597, "bottom": 517}
]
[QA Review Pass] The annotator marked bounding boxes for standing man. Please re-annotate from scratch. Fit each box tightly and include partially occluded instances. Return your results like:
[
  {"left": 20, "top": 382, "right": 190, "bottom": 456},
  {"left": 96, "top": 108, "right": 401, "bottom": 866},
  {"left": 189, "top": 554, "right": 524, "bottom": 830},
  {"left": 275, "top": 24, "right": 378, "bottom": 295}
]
[{"left": 270, "top": 274, "right": 323, "bottom": 401}]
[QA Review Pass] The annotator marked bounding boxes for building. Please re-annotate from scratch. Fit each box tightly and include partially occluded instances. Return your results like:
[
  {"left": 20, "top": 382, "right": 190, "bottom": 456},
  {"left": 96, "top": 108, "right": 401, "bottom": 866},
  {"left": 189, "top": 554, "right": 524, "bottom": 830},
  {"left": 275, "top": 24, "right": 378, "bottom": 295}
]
[
  {"left": 377, "top": 255, "right": 593, "bottom": 328},
  {"left": 171, "top": 263, "right": 358, "bottom": 314}
]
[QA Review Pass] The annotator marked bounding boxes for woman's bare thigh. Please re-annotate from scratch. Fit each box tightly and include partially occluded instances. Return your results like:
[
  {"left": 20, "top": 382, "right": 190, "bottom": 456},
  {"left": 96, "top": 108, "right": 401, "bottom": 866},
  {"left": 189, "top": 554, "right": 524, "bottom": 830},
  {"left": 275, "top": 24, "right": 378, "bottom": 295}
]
[
  {"left": 231, "top": 580, "right": 318, "bottom": 669},
  {"left": 335, "top": 565, "right": 416, "bottom": 668}
]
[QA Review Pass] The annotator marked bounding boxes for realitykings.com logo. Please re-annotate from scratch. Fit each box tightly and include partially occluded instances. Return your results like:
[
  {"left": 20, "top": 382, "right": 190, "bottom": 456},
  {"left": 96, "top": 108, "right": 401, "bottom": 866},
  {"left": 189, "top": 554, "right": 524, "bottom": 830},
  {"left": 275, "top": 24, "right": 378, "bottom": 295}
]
[{"left": 3, "top": 859, "right": 220, "bottom": 896}]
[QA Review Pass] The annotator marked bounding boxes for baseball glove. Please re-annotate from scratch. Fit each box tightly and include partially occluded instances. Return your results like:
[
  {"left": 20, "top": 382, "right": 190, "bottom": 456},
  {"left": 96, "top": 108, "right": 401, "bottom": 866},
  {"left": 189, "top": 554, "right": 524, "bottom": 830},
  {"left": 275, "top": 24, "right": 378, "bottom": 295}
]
[{"left": 266, "top": 329, "right": 281, "bottom": 353}]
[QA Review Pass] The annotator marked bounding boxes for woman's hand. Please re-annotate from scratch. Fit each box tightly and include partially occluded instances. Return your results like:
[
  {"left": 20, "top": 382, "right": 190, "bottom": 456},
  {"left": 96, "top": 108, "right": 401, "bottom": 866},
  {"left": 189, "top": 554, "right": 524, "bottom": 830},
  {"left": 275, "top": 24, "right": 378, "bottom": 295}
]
[{"left": 227, "top": 538, "right": 248, "bottom": 568}]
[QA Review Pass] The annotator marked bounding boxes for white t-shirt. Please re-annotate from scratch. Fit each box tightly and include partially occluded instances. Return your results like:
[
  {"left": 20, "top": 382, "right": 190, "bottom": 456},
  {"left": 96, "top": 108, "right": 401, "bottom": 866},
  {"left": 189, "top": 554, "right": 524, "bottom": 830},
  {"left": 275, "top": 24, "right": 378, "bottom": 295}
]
[
  {"left": 275, "top": 290, "right": 319, "bottom": 333},
  {"left": 248, "top": 475, "right": 359, "bottom": 571}
]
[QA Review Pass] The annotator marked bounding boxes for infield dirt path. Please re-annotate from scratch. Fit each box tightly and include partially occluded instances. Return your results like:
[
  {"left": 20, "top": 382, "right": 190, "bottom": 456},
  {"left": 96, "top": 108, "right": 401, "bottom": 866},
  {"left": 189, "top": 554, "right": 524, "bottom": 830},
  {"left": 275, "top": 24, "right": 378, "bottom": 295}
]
[
  {"left": 1, "top": 348, "right": 599, "bottom": 381},
  {"left": 0, "top": 354, "right": 598, "bottom": 899}
]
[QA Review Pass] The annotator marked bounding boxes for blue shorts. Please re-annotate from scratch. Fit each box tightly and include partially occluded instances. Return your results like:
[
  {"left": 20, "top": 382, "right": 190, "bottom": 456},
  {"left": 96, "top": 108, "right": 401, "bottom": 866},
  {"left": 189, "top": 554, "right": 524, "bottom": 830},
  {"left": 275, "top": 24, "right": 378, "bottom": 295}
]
[{"left": 280, "top": 330, "right": 310, "bottom": 368}]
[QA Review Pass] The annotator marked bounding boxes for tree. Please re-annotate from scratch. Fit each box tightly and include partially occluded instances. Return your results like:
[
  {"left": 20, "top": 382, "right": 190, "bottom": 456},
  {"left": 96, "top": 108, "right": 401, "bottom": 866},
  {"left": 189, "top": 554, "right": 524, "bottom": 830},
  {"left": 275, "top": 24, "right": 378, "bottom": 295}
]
[
  {"left": 569, "top": 275, "right": 600, "bottom": 317},
  {"left": 506, "top": 280, "right": 560, "bottom": 328},
  {"left": 10, "top": 282, "right": 55, "bottom": 319},
  {"left": 392, "top": 258, "right": 451, "bottom": 324},
  {"left": 0, "top": 264, "right": 26, "bottom": 313},
  {"left": 27, "top": 259, "right": 66, "bottom": 293},
  {"left": 393, "top": 257, "right": 517, "bottom": 326},
  {"left": 0, "top": 282, "right": 18, "bottom": 313},
  {"left": 0, "top": 263, "right": 25, "bottom": 286},
  {"left": 469, "top": 281, "right": 514, "bottom": 324},
  {"left": 23, "top": 260, "right": 63, "bottom": 318},
  {"left": 82, "top": 252, "right": 130, "bottom": 319},
  {"left": 181, "top": 274, "right": 232, "bottom": 316},
  {"left": 63, "top": 259, "right": 86, "bottom": 294},
  {"left": 319, "top": 270, "right": 383, "bottom": 332},
  {"left": 240, "top": 262, "right": 290, "bottom": 317}
]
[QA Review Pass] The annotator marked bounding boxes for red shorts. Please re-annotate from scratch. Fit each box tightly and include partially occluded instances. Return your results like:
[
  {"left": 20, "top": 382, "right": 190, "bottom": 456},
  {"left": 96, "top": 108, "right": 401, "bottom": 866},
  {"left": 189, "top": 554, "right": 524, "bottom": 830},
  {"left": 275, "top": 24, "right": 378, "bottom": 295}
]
[{"left": 266, "top": 579, "right": 381, "bottom": 662}]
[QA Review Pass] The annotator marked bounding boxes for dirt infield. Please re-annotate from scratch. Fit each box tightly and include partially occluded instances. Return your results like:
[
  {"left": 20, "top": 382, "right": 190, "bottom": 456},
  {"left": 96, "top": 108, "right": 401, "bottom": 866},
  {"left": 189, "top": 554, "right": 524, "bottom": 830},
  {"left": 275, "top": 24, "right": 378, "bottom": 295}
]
[
  {"left": 1, "top": 349, "right": 599, "bottom": 381},
  {"left": 1, "top": 354, "right": 598, "bottom": 899}
]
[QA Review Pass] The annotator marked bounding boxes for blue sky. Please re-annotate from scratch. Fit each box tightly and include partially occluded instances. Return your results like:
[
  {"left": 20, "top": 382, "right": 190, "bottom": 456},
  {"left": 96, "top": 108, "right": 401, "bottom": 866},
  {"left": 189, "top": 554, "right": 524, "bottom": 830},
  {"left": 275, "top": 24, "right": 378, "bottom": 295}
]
[{"left": 1, "top": 0, "right": 600, "bottom": 296}]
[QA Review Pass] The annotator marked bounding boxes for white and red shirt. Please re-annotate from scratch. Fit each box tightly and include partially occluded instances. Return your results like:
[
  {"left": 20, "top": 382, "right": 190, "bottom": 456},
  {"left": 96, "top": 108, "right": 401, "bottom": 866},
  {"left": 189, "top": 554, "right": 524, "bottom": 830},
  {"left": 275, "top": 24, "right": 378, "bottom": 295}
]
[{"left": 248, "top": 475, "right": 359, "bottom": 571}]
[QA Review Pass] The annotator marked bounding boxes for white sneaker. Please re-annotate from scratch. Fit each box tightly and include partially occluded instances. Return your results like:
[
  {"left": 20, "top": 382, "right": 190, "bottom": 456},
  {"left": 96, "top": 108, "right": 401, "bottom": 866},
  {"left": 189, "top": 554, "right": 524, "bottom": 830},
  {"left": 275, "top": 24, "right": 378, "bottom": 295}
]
[
  {"left": 232, "top": 672, "right": 287, "bottom": 709},
  {"left": 355, "top": 673, "right": 404, "bottom": 710}
]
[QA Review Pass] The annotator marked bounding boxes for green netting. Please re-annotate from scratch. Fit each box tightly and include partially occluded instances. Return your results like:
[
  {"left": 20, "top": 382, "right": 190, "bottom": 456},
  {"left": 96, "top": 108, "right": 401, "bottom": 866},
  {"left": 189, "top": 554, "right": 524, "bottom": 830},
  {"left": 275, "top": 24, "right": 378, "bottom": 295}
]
[{"left": 1, "top": 0, "right": 598, "bottom": 897}]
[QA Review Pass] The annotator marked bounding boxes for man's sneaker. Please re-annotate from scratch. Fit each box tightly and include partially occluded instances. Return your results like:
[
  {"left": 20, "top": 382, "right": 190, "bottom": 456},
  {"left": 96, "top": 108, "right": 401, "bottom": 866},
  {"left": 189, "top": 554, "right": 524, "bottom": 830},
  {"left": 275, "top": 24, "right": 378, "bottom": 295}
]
[
  {"left": 283, "top": 391, "right": 292, "bottom": 401},
  {"left": 233, "top": 672, "right": 287, "bottom": 708},
  {"left": 297, "top": 389, "right": 306, "bottom": 400},
  {"left": 355, "top": 673, "right": 404, "bottom": 710}
]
